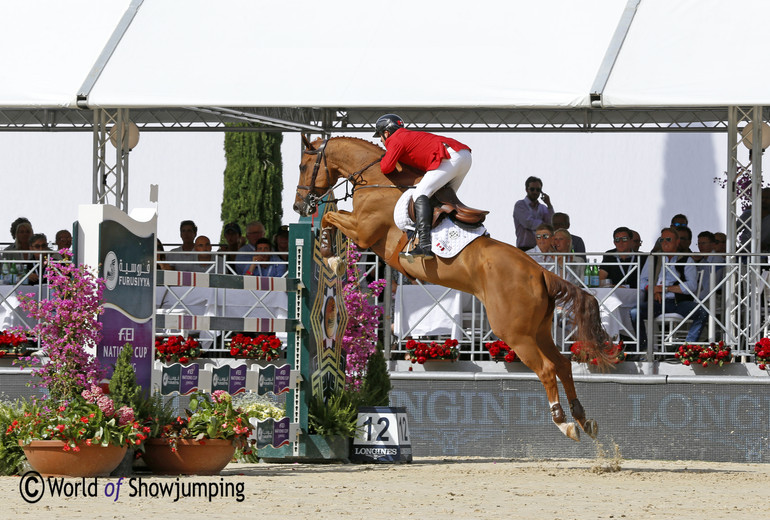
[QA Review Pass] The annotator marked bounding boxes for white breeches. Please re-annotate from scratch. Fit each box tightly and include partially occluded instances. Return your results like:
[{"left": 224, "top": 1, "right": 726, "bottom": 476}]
[{"left": 411, "top": 148, "right": 472, "bottom": 201}]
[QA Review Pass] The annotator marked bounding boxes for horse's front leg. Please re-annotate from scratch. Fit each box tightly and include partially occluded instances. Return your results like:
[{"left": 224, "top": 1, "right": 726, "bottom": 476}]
[{"left": 321, "top": 210, "right": 361, "bottom": 246}]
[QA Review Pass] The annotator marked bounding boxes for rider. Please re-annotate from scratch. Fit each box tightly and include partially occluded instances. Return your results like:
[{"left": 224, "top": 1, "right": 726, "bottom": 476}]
[{"left": 373, "top": 114, "right": 472, "bottom": 259}]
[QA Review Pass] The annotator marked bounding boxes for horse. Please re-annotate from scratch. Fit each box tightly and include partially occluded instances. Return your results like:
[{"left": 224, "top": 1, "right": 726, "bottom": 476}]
[{"left": 294, "top": 136, "right": 613, "bottom": 441}]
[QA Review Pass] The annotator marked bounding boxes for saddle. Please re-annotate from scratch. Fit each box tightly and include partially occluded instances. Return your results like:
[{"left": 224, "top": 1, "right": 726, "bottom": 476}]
[{"left": 407, "top": 186, "right": 489, "bottom": 227}]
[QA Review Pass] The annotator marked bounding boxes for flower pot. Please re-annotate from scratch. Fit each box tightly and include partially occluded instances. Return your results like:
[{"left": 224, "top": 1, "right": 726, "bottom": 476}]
[
  {"left": 143, "top": 438, "right": 235, "bottom": 475},
  {"left": 22, "top": 441, "right": 127, "bottom": 477}
]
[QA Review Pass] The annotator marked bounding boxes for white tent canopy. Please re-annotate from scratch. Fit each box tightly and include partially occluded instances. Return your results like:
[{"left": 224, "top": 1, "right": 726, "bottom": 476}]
[{"left": 2, "top": 0, "right": 770, "bottom": 130}]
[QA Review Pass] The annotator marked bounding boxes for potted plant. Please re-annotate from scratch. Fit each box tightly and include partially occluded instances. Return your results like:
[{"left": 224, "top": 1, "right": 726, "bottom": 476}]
[
  {"left": 0, "top": 330, "right": 31, "bottom": 358},
  {"left": 228, "top": 333, "right": 282, "bottom": 361},
  {"left": 485, "top": 339, "right": 517, "bottom": 363},
  {"left": 674, "top": 342, "right": 732, "bottom": 367},
  {"left": 754, "top": 338, "right": 770, "bottom": 370},
  {"left": 405, "top": 338, "right": 460, "bottom": 364},
  {"left": 7, "top": 254, "right": 147, "bottom": 476},
  {"left": 154, "top": 335, "right": 201, "bottom": 364},
  {"left": 143, "top": 390, "right": 254, "bottom": 475}
]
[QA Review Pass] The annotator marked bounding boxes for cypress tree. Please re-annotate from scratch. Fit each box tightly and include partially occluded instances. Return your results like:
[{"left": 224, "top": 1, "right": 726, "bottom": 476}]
[
  {"left": 109, "top": 343, "right": 141, "bottom": 410},
  {"left": 221, "top": 125, "right": 284, "bottom": 240},
  {"left": 359, "top": 345, "right": 391, "bottom": 407}
]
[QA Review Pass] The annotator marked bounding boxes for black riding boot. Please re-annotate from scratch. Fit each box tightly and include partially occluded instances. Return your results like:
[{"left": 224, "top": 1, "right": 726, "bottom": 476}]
[{"left": 409, "top": 195, "right": 434, "bottom": 259}]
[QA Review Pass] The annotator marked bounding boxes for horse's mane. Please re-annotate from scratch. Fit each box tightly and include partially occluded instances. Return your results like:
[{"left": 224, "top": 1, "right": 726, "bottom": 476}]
[{"left": 326, "top": 135, "right": 385, "bottom": 153}]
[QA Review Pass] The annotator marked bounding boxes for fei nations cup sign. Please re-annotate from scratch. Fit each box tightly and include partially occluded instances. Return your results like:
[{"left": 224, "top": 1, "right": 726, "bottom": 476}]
[{"left": 76, "top": 205, "right": 156, "bottom": 394}]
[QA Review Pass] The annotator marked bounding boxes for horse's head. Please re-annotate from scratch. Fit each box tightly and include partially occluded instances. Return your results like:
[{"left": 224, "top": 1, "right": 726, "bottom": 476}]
[{"left": 293, "top": 135, "right": 335, "bottom": 217}]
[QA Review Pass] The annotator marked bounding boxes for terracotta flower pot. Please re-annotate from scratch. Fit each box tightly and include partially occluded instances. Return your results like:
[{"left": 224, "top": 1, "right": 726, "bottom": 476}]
[
  {"left": 143, "top": 438, "right": 235, "bottom": 475},
  {"left": 22, "top": 441, "right": 127, "bottom": 477}
]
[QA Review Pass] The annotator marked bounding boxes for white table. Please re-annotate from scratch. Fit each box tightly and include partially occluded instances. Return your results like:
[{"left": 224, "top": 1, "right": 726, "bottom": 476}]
[
  {"left": 394, "top": 285, "right": 472, "bottom": 338},
  {"left": 588, "top": 286, "right": 638, "bottom": 340}
]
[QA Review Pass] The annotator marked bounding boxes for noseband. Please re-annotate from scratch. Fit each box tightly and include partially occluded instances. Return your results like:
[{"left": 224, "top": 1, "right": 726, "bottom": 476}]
[{"left": 295, "top": 139, "right": 331, "bottom": 212}]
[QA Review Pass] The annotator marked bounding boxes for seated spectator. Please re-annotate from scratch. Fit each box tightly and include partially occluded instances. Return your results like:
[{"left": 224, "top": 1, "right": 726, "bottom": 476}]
[
  {"left": 676, "top": 225, "right": 693, "bottom": 253},
  {"left": 245, "top": 238, "right": 287, "bottom": 277},
  {"left": 671, "top": 214, "right": 689, "bottom": 228},
  {"left": 713, "top": 232, "right": 727, "bottom": 253},
  {"left": 694, "top": 231, "right": 723, "bottom": 298},
  {"left": 219, "top": 222, "right": 243, "bottom": 273},
  {"left": 168, "top": 220, "right": 199, "bottom": 270},
  {"left": 528, "top": 224, "right": 555, "bottom": 266},
  {"left": 552, "top": 228, "right": 580, "bottom": 284},
  {"left": 551, "top": 212, "right": 586, "bottom": 258},
  {"left": 188, "top": 235, "right": 215, "bottom": 273},
  {"left": 629, "top": 229, "right": 643, "bottom": 252},
  {"left": 2, "top": 218, "right": 34, "bottom": 276},
  {"left": 55, "top": 229, "right": 72, "bottom": 251},
  {"left": 27, "top": 233, "right": 52, "bottom": 285},
  {"left": 236, "top": 221, "right": 266, "bottom": 275},
  {"left": 599, "top": 226, "right": 638, "bottom": 288},
  {"left": 630, "top": 227, "right": 707, "bottom": 347},
  {"left": 273, "top": 225, "right": 289, "bottom": 262},
  {"left": 156, "top": 239, "right": 172, "bottom": 271}
]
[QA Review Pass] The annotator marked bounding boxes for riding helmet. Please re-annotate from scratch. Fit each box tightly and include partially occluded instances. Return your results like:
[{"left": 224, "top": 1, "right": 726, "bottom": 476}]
[{"left": 373, "top": 114, "right": 405, "bottom": 138}]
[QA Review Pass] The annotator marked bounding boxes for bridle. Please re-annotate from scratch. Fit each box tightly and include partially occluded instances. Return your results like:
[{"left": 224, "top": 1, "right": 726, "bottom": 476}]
[{"left": 295, "top": 137, "right": 413, "bottom": 212}]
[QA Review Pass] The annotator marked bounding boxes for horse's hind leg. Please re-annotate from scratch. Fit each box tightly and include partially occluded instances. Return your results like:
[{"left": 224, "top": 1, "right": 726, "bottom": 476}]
[
  {"left": 537, "top": 329, "right": 598, "bottom": 439},
  {"left": 509, "top": 336, "right": 581, "bottom": 442}
]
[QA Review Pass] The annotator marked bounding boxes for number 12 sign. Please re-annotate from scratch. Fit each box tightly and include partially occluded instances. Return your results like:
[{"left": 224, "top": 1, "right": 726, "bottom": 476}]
[{"left": 350, "top": 406, "right": 412, "bottom": 463}]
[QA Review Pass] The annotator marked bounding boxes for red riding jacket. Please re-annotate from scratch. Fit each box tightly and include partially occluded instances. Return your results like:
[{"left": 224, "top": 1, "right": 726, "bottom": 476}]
[{"left": 380, "top": 128, "right": 471, "bottom": 174}]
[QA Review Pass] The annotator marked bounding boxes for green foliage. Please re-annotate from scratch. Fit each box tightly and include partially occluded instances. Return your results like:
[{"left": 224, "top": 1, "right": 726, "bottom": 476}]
[
  {"left": 109, "top": 343, "right": 141, "bottom": 411},
  {"left": 0, "top": 398, "right": 27, "bottom": 475},
  {"left": 308, "top": 389, "right": 359, "bottom": 438},
  {"left": 359, "top": 345, "right": 392, "bottom": 407},
  {"left": 221, "top": 125, "right": 284, "bottom": 240}
]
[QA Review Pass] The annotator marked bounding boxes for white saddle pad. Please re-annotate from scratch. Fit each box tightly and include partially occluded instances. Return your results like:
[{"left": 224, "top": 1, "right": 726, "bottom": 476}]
[{"left": 393, "top": 191, "right": 487, "bottom": 259}]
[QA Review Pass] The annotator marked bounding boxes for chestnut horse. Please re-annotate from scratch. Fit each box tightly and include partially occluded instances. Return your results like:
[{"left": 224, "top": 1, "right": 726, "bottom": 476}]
[{"left": 294, "top": 136, "right": 613, "bottom": 441}]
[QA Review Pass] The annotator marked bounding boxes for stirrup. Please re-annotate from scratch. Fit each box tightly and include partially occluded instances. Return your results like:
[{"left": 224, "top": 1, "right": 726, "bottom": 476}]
[{"left": 400, "top": 245, "right": 434, "bottom": 262}]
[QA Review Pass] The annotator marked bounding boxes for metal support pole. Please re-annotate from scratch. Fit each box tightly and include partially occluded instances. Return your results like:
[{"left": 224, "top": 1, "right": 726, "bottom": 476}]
[
  {"left": 92, "top": 108, "right": 131, "bottom": 211},
  {"left": 383, "top": 264, "right": 393, "bottom": 359}
]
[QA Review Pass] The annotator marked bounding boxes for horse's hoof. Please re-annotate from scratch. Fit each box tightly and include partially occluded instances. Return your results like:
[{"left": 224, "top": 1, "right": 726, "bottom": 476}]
[
  {"left": 583, "top": 419, "right": 598, "bottom": 439},
  {"left": 566, "top": 422, "right": 581, "bottom": 442},
  {"left": 327, "top": 256, "right": 345, "bottom": 276}
]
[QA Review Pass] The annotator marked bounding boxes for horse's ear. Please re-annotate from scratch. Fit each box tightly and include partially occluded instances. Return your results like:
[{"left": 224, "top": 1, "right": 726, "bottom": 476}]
[{"left": 302, "top": 134, "right": 315, "bottom": 150}]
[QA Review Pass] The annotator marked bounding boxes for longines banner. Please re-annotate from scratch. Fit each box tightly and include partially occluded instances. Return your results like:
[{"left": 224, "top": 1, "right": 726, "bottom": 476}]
[{"left": 77, "top": 205, "right": 156, "bottom": 394}]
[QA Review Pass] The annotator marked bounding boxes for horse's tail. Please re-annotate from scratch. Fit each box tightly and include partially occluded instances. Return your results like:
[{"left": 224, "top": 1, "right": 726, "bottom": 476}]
[{"left": 542, "top": 270, "right": 614, "bottom": 370}]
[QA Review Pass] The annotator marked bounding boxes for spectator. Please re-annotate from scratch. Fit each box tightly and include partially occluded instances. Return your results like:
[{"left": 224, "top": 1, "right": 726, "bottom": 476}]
[
  {"left": 676, "top": 225, "right": 693, "bottom": 253},
  {"left": 528, "top": 224, "right": 555, "bottom": 266},
  {"left": 3, "top": 218, "right": 34, "bottom": 275},
  {"left": 599, "top": 227, "right": 638, "bottom": 288},
  {"left": 552, "top": 228, "right": 580, "bottom": 284},
  {"left": 713, "top": 232, "right": 727, "bottom": 253},
  {"left": 236, "top": 221, "right": 266, "bottom": 275},
  {"left": 513, "top": 176, "right": 554, "bottom": 251},
  {"left": 694, "top": 231, "right": 723, "bottom": 299},
  {"left": 551, "top": 212, "right": 586, "bottom": 256},
  {"left": 631, "top": 227, "right": 707, "bottom": 347},
  {"left": 671, "top": 214, "right": 689, "bottom": 228},
  {"left": 55, "top": 229, "right": 72, "bottom": 251},
  {"left": 630, "top": 229, "right": 643, "bottom": 252},
  {"left": 27, "top": 233, "right": 51, "bottom": 285},
  {"left": 189, "top": 235, "right": 215, "bottom": 273},
  {"left": 156, "top": 239, "right": 172, "bottom": 271},
  {"left": 245, "top": 238, "right": 287, "bottom": 277},
  {"left": 219, "top": 222, "right": 243, "bottom": 273},
  {"left": 168, "top": 220, "right": 198, "bottom": 270},
  {"left": 273, "top": 225, "right": 290, "bottom": 262}
]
